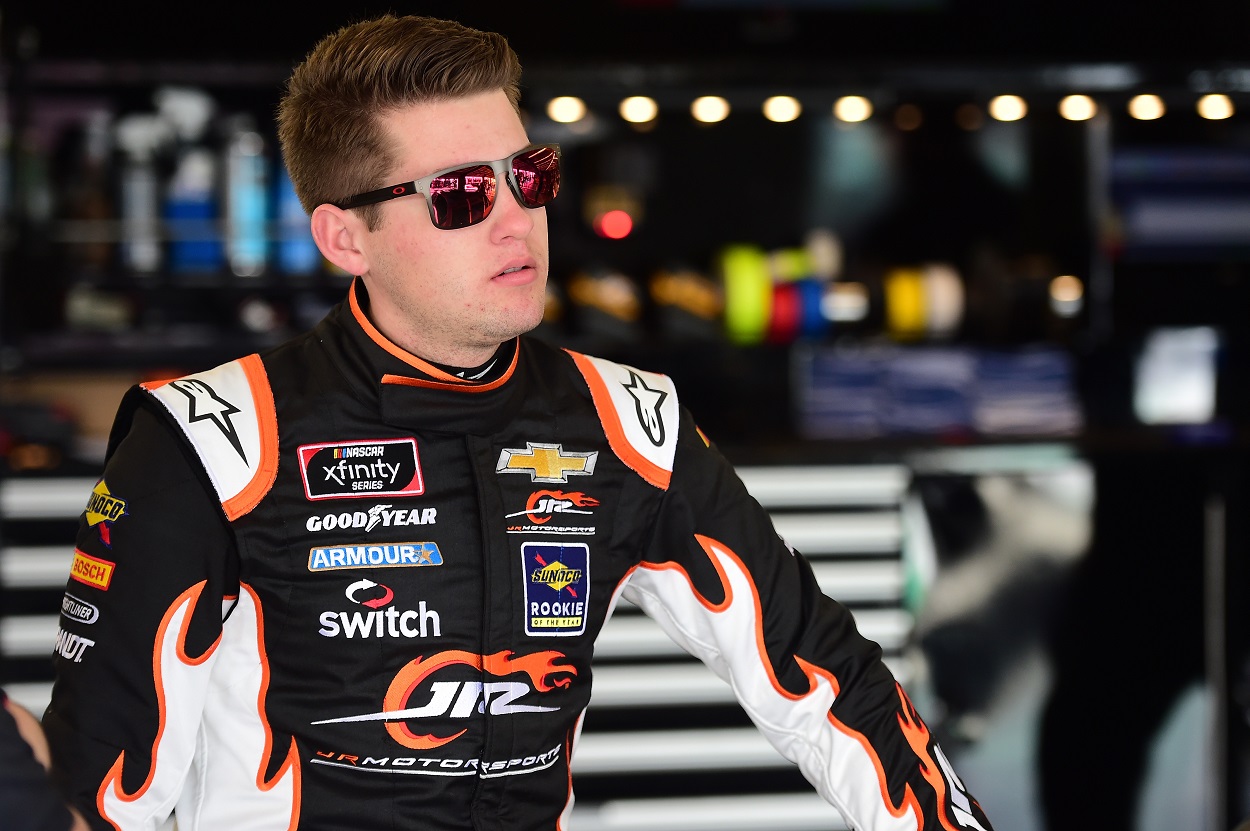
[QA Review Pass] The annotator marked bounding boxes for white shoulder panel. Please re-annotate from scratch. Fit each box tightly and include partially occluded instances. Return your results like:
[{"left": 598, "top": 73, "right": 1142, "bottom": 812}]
[
  {"left": 571, "top": 352, "right": 680, "bottom": 490},
  {"left": 145, "top": 356, "right": 270, "bottom": 512}
]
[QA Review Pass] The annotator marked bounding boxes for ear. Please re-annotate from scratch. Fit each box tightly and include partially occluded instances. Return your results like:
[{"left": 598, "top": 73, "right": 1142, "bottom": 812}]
[{"left": 311, "top": 204, "right": 371, "bottom": 276}]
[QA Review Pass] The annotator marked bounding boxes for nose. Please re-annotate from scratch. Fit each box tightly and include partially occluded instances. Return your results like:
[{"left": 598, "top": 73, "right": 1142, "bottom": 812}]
[{"left": 488, "top": 177, "right": 537, "bottom": 240}]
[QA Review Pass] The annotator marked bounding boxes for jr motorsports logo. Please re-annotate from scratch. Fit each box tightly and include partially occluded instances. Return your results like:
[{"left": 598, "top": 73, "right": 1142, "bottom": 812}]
[
  {"left": 309, "top": 649, "right": 576, "bottom": 776},
  {"left": 522, "top": 542, "right": 589, "bottom": 636},
  {"left": 298, "top": 438, "right": 424, "bottom": 500},
  {"left": 505, "top": 490, "right": 598, "bottom": 535}
]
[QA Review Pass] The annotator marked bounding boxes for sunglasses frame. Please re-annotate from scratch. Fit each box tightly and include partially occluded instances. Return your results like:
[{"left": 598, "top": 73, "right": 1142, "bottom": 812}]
[{"left": 332, "top": 143, "right": 562, "bottom": 230}]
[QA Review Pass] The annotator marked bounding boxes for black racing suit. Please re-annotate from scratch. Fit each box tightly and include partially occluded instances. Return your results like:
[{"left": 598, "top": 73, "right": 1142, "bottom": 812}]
[{"left": 44, "top": 279, "right": 994, "bottom": 830}]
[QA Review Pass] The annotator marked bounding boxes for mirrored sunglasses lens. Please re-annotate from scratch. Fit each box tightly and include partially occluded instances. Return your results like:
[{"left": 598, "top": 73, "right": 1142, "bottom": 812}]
[
  {"left": 429, "top": 164, "right": 497, "bottom": 229},
  {"left": 511, "top": 147, "right": 561, "bottom": 208}
]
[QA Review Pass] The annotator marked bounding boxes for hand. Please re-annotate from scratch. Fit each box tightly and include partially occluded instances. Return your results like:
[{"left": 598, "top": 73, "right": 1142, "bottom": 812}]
[{"left": 3, "top": 695, "right": 52, "bottom": 770}]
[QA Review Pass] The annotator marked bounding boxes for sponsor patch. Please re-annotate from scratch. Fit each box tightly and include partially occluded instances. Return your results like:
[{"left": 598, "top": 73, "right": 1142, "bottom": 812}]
[
  {"left": 54, "top": 627, "right": 96, "bottom": 663},
  {"left": 69, "top": 549, "right": 115, "bottom": 591},
  {"left": 308, "top": 542, "right": 443, "bottom": 572},
  {"left": 306, "top": 504, "right": 437, "bottom": 533},
  {"left": 318, "top": 579, "right": 442, "bottom": 639},
  {"left": 169, "top": 377, "right": 247, "bottom": 462},
  {"left": 310, "top": 744, "right": 562, "bottom": 778},
  {"left": 84, "top": 480, "right": 127, "bottom": 546},
  {"left": 298, "top": 438, "right": 424, "bottom": 500},
  {"left": 622, "top": 369, "right": 669, "bottom": 446},
  {"left": 505, "top": 490, "right": 597, "bottom": 535},
  {"left": 61, "top": 593, "right": 100, "bottom": 624},
  {"left": 310, "top": 649, "right": 575, "bottom": 756},
  {"left": 497, "top": 443, "right": 597, "bottom": 484},
  {"left": 522, "top": 542, "right": 589, "bottom": 636}
]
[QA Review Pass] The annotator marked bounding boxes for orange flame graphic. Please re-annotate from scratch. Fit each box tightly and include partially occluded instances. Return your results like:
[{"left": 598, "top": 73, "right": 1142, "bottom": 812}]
[
  {"left": 525, "top": 490, "right": 599, "bottom": 523},
  {"left": 383, "top": 650, "right": 576, "bottom": 749}
]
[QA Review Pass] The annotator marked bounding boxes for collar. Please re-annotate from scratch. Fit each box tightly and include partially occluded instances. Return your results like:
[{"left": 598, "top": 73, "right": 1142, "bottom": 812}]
[{"left": 318, "top": 278, "right": 528, "bottom": 436}]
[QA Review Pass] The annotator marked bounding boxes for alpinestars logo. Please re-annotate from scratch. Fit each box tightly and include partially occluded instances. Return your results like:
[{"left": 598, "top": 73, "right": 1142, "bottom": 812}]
[
  {"left": 311, "top": 649, "right": 576, "bottom": 750},
  {"left": 623, "top": 370, "right": 668, "bottom": 446},
  {"left": 170, "top": 378, "right": 246, "bottom": 462}
]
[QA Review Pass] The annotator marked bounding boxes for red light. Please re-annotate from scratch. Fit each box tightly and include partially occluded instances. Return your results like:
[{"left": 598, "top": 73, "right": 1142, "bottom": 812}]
[{"left": 595, "top": 209, "right": 634, "bottom": 239}]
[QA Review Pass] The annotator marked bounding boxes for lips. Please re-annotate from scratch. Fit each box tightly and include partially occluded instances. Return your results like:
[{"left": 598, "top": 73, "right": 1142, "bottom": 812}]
[{"left": 493, "top": 258, "right": 538, "bottom": 282}]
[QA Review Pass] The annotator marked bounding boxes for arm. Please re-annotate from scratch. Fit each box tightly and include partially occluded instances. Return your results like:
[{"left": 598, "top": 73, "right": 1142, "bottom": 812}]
[
  {"left": 42, "top": 398, "right": 237, "bottom": 829},
  {"left": 623, "top": 409, "right": 993, "bottom": 831}
]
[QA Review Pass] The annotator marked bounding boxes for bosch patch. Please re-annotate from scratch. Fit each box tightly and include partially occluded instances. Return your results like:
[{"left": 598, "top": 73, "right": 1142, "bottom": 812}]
[
  {"left": 298, "top": 438, "right": 424, "bottom": 500},
  {"left": 69, "top": 549, "right": 115, "bottom": 591},
  {"left": 522, "top": 542, "right": 589, "bottom": 636}
]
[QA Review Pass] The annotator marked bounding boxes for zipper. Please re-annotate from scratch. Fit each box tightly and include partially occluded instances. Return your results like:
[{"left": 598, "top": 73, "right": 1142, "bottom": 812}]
[{"left": 466, "top": 433, "right": 492, "bottom": 831}]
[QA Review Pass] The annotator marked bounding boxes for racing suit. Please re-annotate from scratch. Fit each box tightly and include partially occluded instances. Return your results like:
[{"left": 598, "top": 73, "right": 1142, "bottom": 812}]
[{"left": 44, "top": 279, "right": 994, "bottom": 830}]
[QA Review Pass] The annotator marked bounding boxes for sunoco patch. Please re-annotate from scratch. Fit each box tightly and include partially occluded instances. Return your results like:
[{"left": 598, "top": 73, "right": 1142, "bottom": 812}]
[
  {"left": 298, "top": 438, "right": 424, "bottom": 500},
  {"left": 522, "top": 542, "right": 589, "bottom": 636}
]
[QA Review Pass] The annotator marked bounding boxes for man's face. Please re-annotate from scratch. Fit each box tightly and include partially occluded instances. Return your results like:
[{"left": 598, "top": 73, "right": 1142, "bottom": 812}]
[{"left": 358, "top": 90, "right": 549, "bottom": 367}]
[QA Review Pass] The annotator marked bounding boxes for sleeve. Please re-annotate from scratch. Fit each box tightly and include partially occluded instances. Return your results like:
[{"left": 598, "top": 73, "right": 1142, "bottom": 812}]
[
  {"left": 42, "top": 394, "right": 238, "bottom": 830},
  {"left": 622, "top": 407, "right": 995, "bottom": 831},
  {"left": 0, "top": 691, "right": 74, "bottom": 831}
]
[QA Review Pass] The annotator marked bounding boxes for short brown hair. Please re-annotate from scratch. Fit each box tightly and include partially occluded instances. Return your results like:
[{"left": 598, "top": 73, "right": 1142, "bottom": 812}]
[{"left": 277, "top": 15, "right": 522, "bottom": 229}]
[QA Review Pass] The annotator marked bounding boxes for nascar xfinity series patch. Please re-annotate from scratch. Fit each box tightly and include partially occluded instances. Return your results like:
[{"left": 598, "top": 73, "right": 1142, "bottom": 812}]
[{"left": 298, "top": 438, "right": 424, "bottom": 500}]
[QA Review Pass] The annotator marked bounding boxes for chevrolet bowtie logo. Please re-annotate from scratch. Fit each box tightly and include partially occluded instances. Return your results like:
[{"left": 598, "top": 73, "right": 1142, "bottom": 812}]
[{"left": 497, "top": 443, "right": 598, "bottom": 483}]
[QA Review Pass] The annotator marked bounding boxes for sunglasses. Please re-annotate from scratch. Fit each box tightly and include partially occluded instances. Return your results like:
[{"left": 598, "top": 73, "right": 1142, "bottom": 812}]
[{"left": 333, "top": 143, "right": 561, "bottom": 230}]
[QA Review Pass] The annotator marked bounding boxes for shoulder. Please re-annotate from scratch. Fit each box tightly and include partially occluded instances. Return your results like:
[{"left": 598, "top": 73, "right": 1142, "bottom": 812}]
[
  {"left": 562, "top": 348, "right": 682, "bottom": 491},
  {"left": 140, "top": 354, "right": 278, "bottom": 520}
]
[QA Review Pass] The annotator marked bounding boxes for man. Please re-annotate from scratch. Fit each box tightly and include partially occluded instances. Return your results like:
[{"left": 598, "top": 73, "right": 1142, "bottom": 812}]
[
  {"left": 2, "top": 691, "right": 89, "bottom": 831},
  {"left": 45, "top": 14, "right": 994, "bottom": 830}
]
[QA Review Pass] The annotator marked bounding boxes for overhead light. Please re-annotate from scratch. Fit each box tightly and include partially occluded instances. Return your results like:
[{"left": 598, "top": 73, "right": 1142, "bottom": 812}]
[
  {"left": 955, "top": 103, "right": 983, "bottom": 131},
  {"left": 593, "top": 209, "right": 635, "bottom": 239},
  {"left": 1128, "top": 94, "right": 1165, "bottom": 120},
  {"left": 894, "top": 104, "right": 923, "bottom": 131},
  {"left": 619, "top": 96, "right": 658, "bottom": 124},
  {"left": 547, "top": 96, "right": 587, "bottom": 124},
  {"left": 988, "top": 95, "right": 1027, "bottom": 122},
  {"left": 833, "top": 96, "right": 872, "bottom": 123},
  {"left": 762, "top": 96, "right": 801, "bottom": 123},
  {"left": 1049, "top": 275, "right": 1084, "bottom": 318},
  {"left": 1197, "top": 93, "right": 1234, "bottom": 120},
  {"left": 1059, "top": 94, "right": 1098, "bottom": 121},
  {"left": 691, "top": 96, "right": 730, "bottom": 123}
]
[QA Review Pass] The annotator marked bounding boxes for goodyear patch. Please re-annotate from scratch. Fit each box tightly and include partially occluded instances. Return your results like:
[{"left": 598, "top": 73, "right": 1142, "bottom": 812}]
[
  {"left": 69, "top": 549, "right": 115, "bottom": 591},
  {"left": 522, "top": 542, "right": 589, "bottom": 636},
  {"left": 308, "top": 542, "right": 443, "bottom": 572},
  {"left": 84, "top": 480, "right": 127, "bottom": 546}
]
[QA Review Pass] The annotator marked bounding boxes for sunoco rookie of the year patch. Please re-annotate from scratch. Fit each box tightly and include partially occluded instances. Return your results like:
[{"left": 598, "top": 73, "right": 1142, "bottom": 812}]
[{"left": 521, "top": 542, "right": 589, "bottom": 636}]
